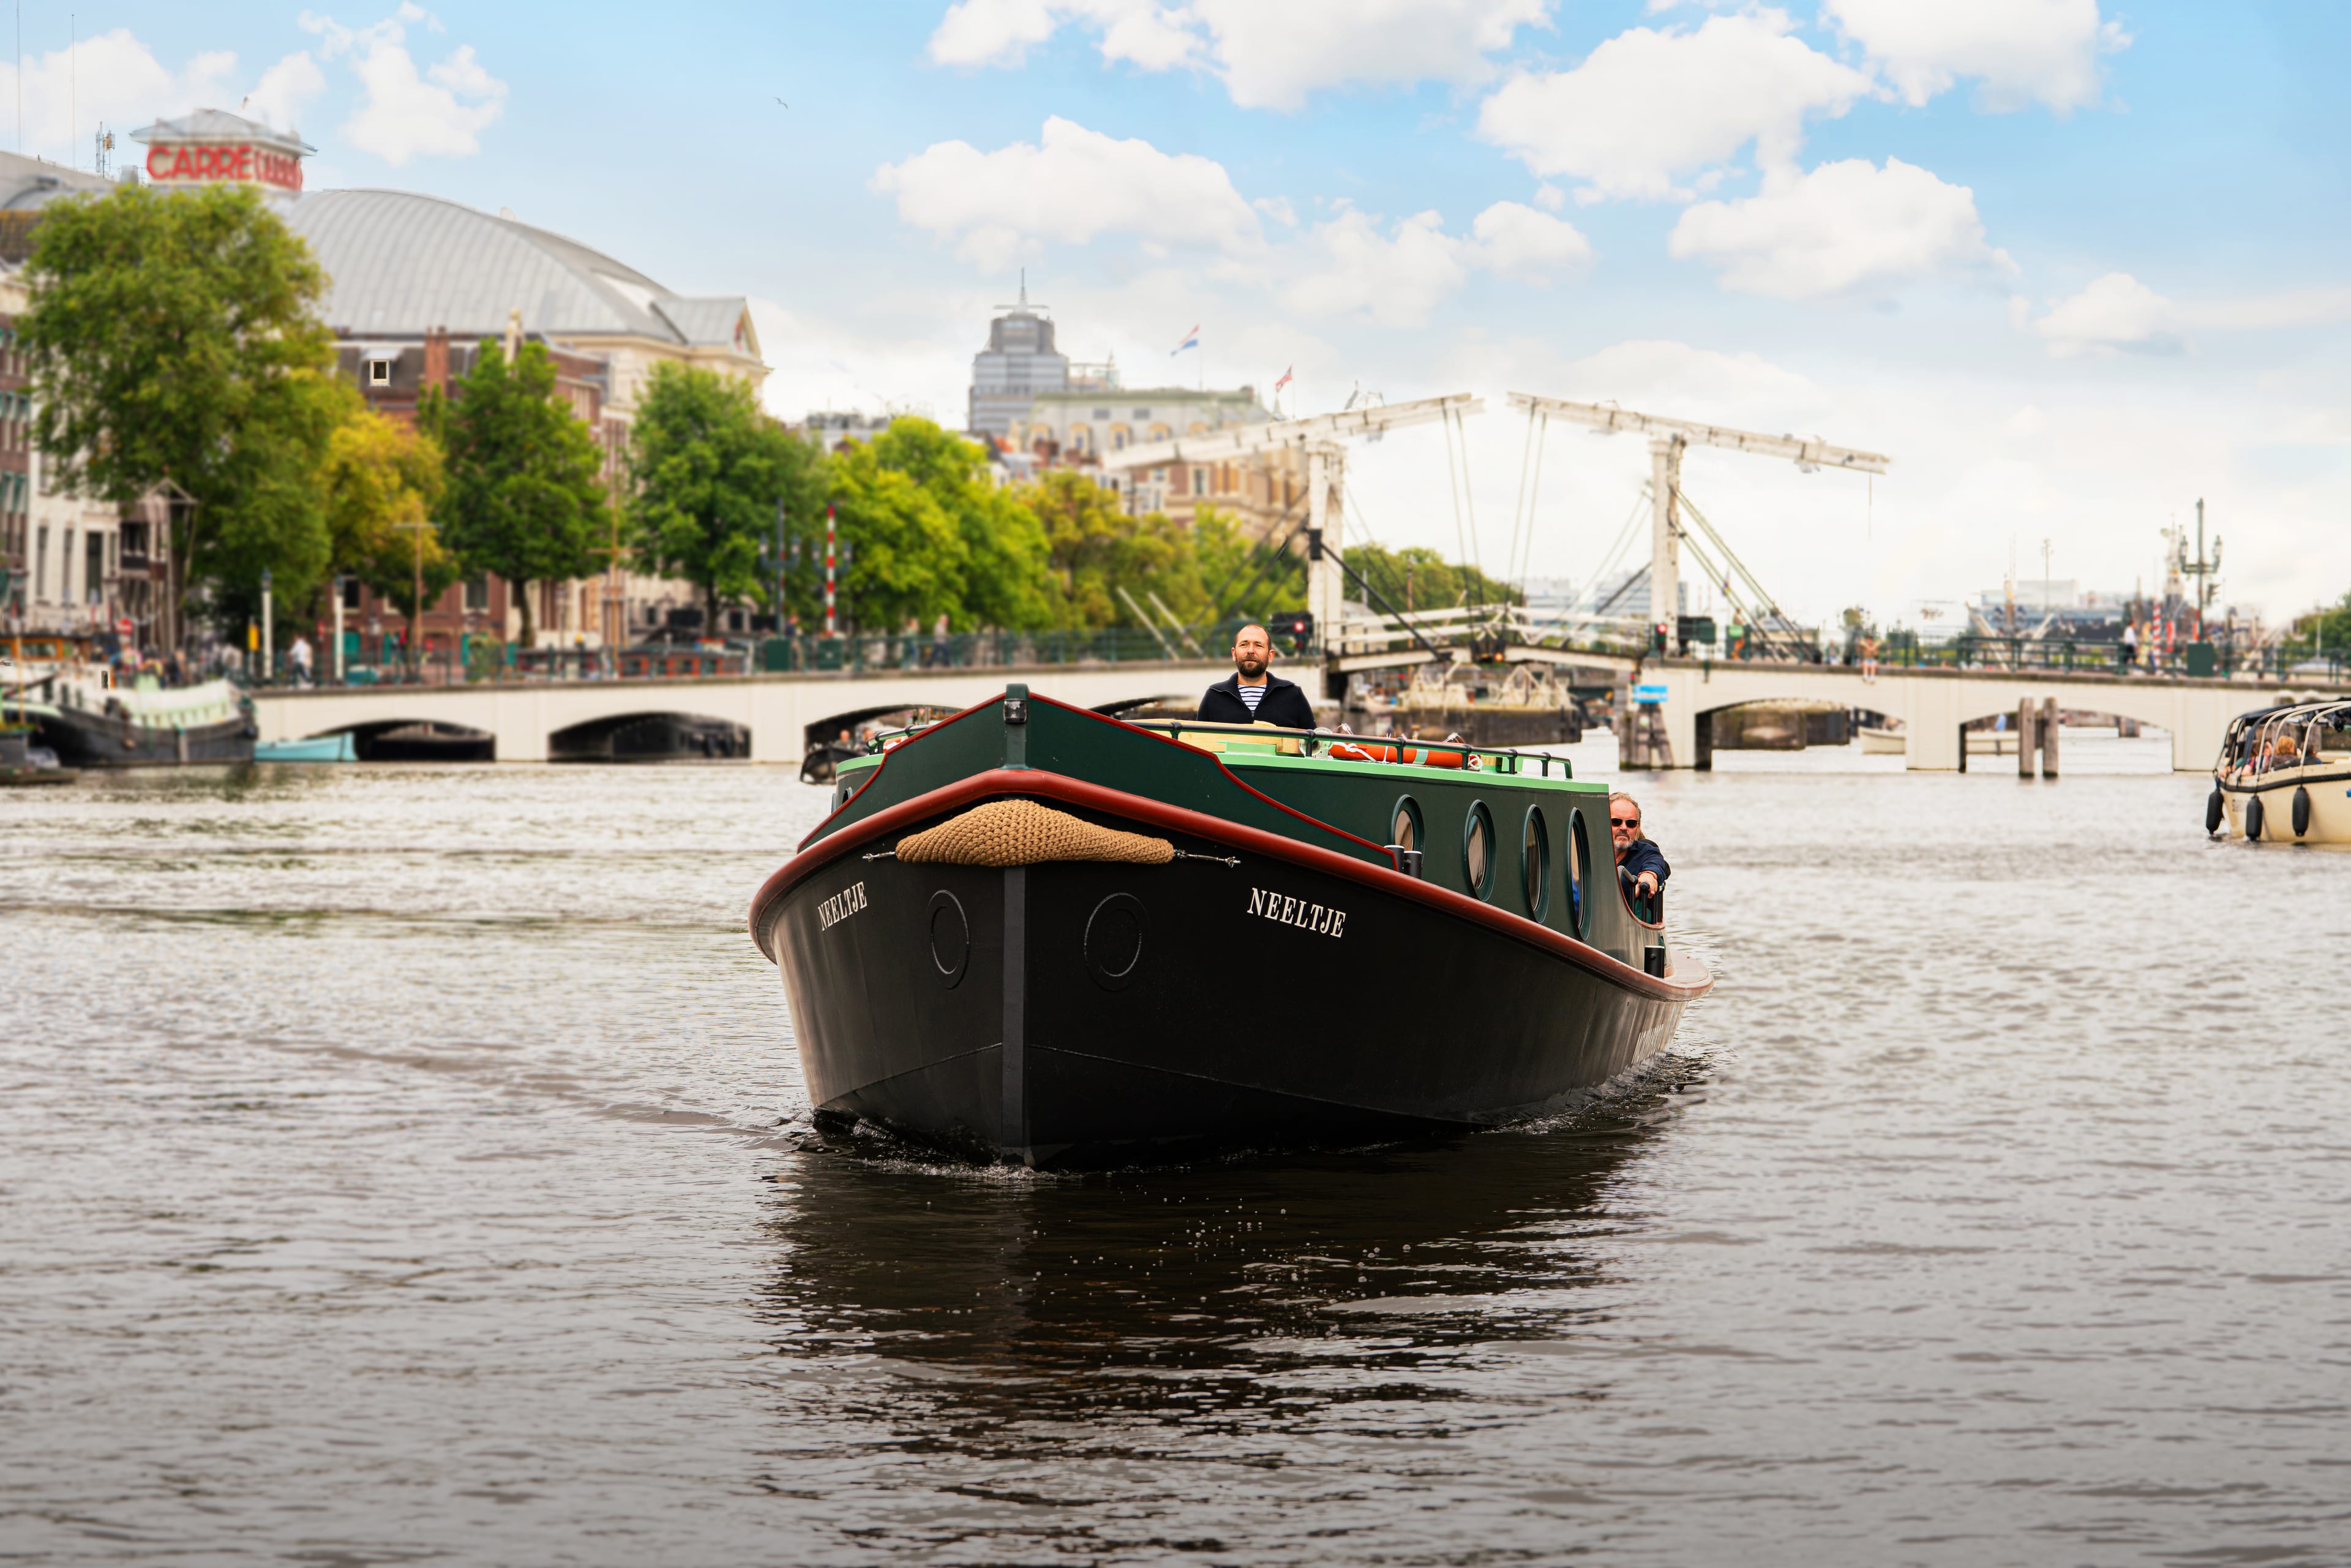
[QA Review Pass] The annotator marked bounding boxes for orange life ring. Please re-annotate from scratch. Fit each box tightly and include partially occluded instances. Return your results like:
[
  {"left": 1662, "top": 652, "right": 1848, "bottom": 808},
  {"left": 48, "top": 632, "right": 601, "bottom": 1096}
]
[{"left": 1325, "top": 740, "right": 1482, "bottom": 768}]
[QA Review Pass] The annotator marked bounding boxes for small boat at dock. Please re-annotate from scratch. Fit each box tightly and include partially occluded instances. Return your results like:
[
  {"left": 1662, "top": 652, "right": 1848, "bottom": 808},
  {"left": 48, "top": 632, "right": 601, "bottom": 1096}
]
[
  {"left": 749, "top": 684, "right": 1711, "bottom": 1168},
  {"left": 254, "top": 733, "right": 357, "bottom": 763}
]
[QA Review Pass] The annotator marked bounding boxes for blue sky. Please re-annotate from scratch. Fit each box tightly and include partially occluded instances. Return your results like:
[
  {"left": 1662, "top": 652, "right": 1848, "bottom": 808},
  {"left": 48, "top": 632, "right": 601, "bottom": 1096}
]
[{"left": 22, "top": 1, "right": 2351, "bottom": 627}]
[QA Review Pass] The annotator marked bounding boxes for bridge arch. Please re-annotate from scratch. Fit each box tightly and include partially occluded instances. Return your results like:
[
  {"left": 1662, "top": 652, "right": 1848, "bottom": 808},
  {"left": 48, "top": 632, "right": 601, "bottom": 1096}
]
[
  {"left": 336, "top": 718, "right": 497, "bottom": 762},
  {"left": 550, "top": 710, "right": 749, "bottom": 762},
  {"left": 1652, "top": 658, "right": 2252, "bottom": 771}
]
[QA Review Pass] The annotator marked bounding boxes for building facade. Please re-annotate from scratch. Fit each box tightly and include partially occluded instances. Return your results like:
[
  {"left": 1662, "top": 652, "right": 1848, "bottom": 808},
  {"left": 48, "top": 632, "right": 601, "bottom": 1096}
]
[
  {"left": 0, "top": 152, "right": 143, "bottom": 637},
  {"left": 1010, "top": 384, "right": 1303, "bottom": 537},
  {"left": 284, "top": 183, "right": 769, "bottom": 650}
]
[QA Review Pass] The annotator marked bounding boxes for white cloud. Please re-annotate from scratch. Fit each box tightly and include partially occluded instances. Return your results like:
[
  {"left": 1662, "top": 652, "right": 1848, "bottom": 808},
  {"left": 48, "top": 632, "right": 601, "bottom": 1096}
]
[
  {"left": 2030, "top": 274, "right": 2351, "bottom": 357},
  {"left": 927, "top": 0, "right": 1549, "bottom": 111},
  {"left": 1281, "top": 208, "right": 1470, "bottom": 329},
  {"left": 244, "top": 52, "right": 328, "bottom": 132},
  {"left": 872, "top": 116, "right": 1263, "bottom": 272},
  {"left": 1253, "top": 195, "right": 1299, "bottom": 228},
  {"left": 1469, "top": 200, "right": 1594, "bottom": 280},
  {"left": 0, "top": 30, "right": 239, "bottom": 165},
  {"left": 2033, "top": 272, "right": 2181, "bottom": 357},
  {"left": 929, "top": 0, "right": 1197, "bottom": 71},
  {"left": 1475, "top": 9, "right": 1876, "bottom": 201},
  {"left": 1277, "top": 200, "right": 1592, "bottom": 327},
  {"left": 301, "top": 5, "right": 507, "bottom": 165},
  {"left": 1823, "top": 0, "right": 2130, "bottom": 113},
  {"left": 1194, "top": 0, "right": 1551, "bottom": 111},
  {"left": 1668, "top": 157, "right": 2014, "bottom": 299}
]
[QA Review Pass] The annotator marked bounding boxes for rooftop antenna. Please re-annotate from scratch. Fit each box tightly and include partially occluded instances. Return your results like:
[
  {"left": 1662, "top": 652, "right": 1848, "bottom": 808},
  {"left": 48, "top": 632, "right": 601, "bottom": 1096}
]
[{"left": 1019, "top": 268, "right": 1026, "bottom": 307}]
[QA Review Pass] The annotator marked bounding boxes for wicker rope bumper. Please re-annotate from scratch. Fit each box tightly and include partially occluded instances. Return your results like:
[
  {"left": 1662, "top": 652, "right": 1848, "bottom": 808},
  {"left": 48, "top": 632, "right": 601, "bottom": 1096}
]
[{"left": 893, "top": 799, "right": 1176, "bottom": 868}]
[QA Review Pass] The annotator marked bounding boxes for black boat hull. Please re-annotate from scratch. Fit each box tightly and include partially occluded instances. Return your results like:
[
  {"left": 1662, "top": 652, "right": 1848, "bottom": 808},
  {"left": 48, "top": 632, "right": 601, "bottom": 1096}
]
[
  {"left": 756, "top": 773, "right": 1703, "bottom": 1167},
  {"left": 36, "top": 706, "right": 255, "bottom": 767}
]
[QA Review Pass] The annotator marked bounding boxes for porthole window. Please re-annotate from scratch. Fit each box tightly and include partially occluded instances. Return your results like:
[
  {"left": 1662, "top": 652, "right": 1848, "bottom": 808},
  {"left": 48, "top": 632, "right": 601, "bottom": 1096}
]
[
  {"left": 1389, "top": 795, "right": 1422, "bottom": 855},
  {"left": 1462, "top": 801, "right": 1495, "bottom": 900},
  {"left": 1565, "top": 807, "right": 1591, "bottom": 938},
  {"left": 1520, "top": 806, "right": 1550, "bottom": 921}
]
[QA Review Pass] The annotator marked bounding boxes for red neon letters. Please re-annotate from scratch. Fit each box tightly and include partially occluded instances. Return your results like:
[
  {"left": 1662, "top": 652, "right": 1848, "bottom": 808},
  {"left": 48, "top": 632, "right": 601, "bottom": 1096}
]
[{"left": 143, "top": 142, "right": 304, "bottom": 191}]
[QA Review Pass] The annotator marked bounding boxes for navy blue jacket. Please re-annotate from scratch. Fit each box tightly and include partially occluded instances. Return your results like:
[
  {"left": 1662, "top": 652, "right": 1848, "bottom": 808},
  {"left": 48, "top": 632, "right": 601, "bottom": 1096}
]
[
  {"left": 1199, "top": 672, "right": 1317, "bottom": 729},
  {"left": 1617, "top": 838, "right": 1670, "bottom": 887}
]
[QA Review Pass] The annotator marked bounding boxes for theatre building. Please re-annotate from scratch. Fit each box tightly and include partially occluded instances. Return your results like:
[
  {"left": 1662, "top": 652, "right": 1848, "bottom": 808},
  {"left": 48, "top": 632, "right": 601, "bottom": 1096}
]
[
  {"left": 285, "top": 184, "right": 767, "bottom": 650},
  {"left": 2, "top": 108, "right": 770, "bottom": 648}
]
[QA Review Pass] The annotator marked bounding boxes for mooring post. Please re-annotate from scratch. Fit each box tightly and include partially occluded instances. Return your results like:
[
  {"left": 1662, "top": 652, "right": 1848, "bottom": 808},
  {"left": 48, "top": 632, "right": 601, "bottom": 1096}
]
[
  {"left": 2017, "top": 696, "right": 2036, "bottom": 779},
  {"left": 2041, "top": 696, "right": 2060, "bottom": 779}
]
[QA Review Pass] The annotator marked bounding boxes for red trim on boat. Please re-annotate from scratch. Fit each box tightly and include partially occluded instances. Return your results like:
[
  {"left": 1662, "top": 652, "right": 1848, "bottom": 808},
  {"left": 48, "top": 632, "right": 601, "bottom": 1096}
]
[
  {"left": 795, "top": 689, "right": 1004, "bottom": 851},
  {"left": 750, "top": 767, "right": 1711, "bottom": 1004},
  {"left": 797, "top": 690, "right": 1394, "bottom": 868}
]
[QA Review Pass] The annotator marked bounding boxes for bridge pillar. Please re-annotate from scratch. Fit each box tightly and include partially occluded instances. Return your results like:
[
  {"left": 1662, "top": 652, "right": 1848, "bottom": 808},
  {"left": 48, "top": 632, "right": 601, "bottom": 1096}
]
[
  {"left": 1901, "top": 674, "right": 1963, "bottom": 770},
  {"left": 492, "top": 688, "right": 549, "bottom": 762}
]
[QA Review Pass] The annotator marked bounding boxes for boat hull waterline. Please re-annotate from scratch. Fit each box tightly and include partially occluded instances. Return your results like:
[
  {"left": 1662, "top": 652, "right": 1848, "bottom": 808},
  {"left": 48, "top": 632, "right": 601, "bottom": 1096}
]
[
  {"left": 36, "top": 705, "right": 256, "bottom": 767},
  {"left": 754, "top": 765, "right": 1708, "bottom": 1168}
]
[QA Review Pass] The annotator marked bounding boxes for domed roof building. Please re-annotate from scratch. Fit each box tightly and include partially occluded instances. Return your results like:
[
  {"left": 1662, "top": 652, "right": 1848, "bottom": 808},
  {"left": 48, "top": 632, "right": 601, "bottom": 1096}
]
[
  {"left": 283, "top": 187, "right": 763, "bottom": 416},
  {"left": 277, "top": 189, "right": 771, "bottom": 650}
]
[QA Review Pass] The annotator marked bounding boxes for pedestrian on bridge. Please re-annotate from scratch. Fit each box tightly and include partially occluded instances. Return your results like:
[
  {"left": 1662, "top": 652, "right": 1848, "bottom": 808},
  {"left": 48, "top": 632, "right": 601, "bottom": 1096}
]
[{"left": 2120, "top": 620, "right": 2139, "bottom": 674}]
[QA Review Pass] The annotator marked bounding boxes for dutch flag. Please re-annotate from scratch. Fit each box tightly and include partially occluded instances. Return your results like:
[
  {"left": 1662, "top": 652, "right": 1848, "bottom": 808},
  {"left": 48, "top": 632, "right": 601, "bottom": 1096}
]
[{"left": 1171, "top": 325, "right": 1201, "bottom": 356}]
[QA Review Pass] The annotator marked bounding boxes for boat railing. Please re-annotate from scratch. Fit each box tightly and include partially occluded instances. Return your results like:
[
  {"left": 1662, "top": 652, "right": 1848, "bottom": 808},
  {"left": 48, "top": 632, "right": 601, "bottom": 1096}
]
[{"left": 1119, "top": 719, "right": 1580, "bottom": 779}]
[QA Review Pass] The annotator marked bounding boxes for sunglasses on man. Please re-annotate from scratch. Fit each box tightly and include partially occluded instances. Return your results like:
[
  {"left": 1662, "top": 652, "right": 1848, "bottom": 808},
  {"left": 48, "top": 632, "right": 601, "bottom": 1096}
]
[{"left": 1610, "top": 814, "right": 1640, "bottom": 827}]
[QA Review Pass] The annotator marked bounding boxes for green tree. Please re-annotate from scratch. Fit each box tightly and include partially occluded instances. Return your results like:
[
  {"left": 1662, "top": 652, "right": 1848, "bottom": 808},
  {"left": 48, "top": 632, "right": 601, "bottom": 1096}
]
[
  {"left": 21, "top": 182, "right": 344, "bottom": 634},
  {"left": 2291, "top": 591, "right": 2351, "bottom": 656},
  {"left": 1018, "top": 471, "right": 1262, "bottom": 631},
  {"left": 826, "top": 438, "right": 967, "bottom": 631},
  {"left": 420, "top": 340, "right": 605, "bottom": 648},
  {"left": 862, "top": 419, "right": 1051, "bottom": 631},
  {"left": 626, "top": 360, "right": 816, "bottom": 629},
  {"left": 320, "top": 409, "right": 455, "bottom": 653},
  {"left": 1346, "top": 542, "right": 1520, "bottom": 618}
]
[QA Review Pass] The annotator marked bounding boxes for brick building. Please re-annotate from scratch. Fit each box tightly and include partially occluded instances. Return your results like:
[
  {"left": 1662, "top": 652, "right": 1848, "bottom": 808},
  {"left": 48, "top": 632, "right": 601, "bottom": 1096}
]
[{"left": 287, "top": 185, "right": 767, "bottom": 652}]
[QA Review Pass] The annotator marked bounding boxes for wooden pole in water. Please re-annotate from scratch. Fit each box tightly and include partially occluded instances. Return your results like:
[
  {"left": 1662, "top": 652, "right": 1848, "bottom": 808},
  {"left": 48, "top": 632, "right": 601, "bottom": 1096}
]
[
  {"left": 2018, "top": 695, "right": 2036, "bottom": 778},
  {"left": 2041, "top": 696, "right": 2059, "bottom": 778}
]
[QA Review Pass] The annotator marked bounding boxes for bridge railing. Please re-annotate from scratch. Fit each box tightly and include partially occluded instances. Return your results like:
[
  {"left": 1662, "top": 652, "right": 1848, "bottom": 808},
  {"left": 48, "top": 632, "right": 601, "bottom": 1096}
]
[{"left": 238, "top": 628, "right": 1219, "bottom": 691}]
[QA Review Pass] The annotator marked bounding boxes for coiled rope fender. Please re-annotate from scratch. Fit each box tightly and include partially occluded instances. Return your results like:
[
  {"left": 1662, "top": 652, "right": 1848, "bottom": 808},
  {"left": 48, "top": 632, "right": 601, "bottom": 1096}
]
[{"left": 894, "top": 799, "right": 1176, "bottom": 868}]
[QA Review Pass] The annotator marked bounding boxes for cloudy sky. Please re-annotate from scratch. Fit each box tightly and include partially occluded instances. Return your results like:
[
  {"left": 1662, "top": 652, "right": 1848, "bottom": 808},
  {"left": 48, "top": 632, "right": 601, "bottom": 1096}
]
[{"left": 20, "top": 1, "right": 2351, "bottom": 626}]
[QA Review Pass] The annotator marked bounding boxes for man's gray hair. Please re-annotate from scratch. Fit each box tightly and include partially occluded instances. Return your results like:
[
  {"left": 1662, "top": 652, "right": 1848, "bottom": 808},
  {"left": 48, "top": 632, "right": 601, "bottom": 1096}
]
[{"left": 1608, "top": 791, "right": 1644, "bottom": 842}]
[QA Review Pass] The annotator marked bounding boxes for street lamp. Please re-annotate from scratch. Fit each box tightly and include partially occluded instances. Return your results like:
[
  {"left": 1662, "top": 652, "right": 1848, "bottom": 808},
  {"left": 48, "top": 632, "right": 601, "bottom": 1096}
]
[{"left": 260, "top": 567, "right": 274, "bottom": 685}]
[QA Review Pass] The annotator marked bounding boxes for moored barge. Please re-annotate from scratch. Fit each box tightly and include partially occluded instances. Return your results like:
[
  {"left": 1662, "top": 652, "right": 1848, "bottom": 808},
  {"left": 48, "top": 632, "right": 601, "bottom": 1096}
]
[{"left": 749, "top": 685, "right": 1710, "bottom": 1168}]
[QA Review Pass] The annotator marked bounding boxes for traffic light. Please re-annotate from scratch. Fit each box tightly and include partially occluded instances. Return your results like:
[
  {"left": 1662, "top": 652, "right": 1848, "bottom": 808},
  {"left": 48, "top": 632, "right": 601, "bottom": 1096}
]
[{"left": 1271, "top": 612, "right": 1314, "bottom": 654}]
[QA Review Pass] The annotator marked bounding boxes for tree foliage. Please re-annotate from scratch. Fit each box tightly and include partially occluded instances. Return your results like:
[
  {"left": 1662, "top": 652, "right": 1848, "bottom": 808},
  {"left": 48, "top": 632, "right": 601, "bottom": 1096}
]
[
  {"left": 625, "top": 360, "right": 814, "bottom": 625},
  {"left": 1016, "top": 470, "right": 1250, "bottom": 631},
  {"left": 1345, "top": 542, "right": 1520, "bottom": 617},
  {"left": 420, "top": 340, "right": 605, "bottom": 648},
  {"left": 2290, "top": 591, "right": 2351, "bottom": 654},
  {"left": 862, "top": 420, "right": 1050, "bottom": 631},
  {"left": 21, "top": 182, "right": 344, "bottom": 625},
  {"left": 321, "top": 409, "right": 455, "bottom": 645}
]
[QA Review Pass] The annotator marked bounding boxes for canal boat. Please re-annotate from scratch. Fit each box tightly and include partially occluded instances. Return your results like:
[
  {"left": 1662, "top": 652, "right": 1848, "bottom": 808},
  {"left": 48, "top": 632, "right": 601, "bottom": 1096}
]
[
  {"left": 2208, "top": 698, "right": 2351, "bottom": 842},
  {"left": 749, "top": 684, "right": 1711, "bottom": 1168},
  {"left": 16, "top": 671, "right": 255, "bottom": 767}
]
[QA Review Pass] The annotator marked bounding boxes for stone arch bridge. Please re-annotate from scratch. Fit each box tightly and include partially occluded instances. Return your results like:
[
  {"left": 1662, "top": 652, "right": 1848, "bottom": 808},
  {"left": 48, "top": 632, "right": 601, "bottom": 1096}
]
[
  {"left": 1638, "top": 658, "right": 2311, "bottom": 771},
  {"left": 252, "top": 662, "right": 1228, "bottom": 763}
]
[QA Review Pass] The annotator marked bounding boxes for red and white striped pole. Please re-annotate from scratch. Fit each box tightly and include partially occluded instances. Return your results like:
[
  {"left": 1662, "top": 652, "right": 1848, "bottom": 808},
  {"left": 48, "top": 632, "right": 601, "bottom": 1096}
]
[{"left": 824, "top": 503, "right": 838, "bottom": 637}]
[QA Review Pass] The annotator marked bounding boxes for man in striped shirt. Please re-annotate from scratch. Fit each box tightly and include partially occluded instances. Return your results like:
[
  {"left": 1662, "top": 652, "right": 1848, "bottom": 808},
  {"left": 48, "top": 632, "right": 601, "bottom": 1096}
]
[{"left": 1198, "top": 621, "right": 1317, "bottom": 729}]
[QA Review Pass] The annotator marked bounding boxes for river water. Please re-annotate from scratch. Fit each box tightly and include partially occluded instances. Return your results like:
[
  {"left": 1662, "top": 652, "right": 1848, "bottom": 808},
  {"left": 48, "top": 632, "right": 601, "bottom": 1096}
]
[{"left": 4, "top": 735, "right": 2345, "bottom": 1567}]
